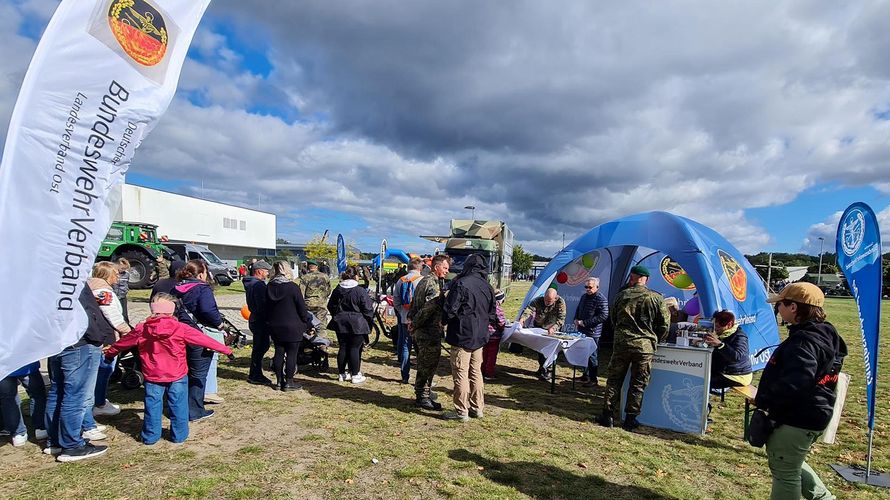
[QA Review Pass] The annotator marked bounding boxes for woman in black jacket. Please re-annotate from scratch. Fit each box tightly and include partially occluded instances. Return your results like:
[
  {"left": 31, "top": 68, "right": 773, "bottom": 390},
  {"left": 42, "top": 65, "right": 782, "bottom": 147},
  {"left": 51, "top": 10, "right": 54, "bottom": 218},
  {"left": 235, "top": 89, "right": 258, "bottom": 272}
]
[
  {"left": 327, "top": 268, "right": 374, "bottom": 384},
  {"left": 266, "top": 261, "right": 313, "bottom": 391},
  {"left": 702, "top": 310, "right": 752, "bottom": 389},
  {"left": 759, "top": 282, "right": 846, "bottom": 500}
]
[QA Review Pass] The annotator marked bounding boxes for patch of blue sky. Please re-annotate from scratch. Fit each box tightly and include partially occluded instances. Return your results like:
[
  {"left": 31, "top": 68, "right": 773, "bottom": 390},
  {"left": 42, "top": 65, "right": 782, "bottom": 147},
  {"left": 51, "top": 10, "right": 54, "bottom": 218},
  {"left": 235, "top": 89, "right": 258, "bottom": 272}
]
[
  {"left": 746, "top": 183, "right": 889, "bottom": 253},
  {"left": 873, "top": 106, "right": 890, "bottom": 121},
  {"left": 188, "top": 18, "right": 273, "bottom": 78},
  {"left": 13, "top": 1, "right": 50, "bottom": 40}
]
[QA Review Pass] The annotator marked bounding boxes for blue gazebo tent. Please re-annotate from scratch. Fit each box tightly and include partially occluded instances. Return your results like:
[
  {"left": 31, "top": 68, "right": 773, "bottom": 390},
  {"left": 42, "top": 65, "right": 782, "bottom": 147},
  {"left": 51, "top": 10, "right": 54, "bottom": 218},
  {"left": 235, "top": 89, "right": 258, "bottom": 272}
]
[{"left": 520, "top": 211, "right": 780, "bottom": 370}]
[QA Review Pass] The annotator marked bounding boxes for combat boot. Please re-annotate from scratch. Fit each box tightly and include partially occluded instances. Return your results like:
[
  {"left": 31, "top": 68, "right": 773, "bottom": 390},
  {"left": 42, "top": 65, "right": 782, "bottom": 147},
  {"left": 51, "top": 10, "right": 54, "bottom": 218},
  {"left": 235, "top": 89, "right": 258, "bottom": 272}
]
[
  {"left": 282, "top": 379, "right": 302, "bottom": 392},
  {"left": 622, "top": 415, "right": 640, "bottom": 431},
  {"left": 596, "top": 411, "right": 613, "bottom": 428},
  {"left": 415, "top": 397, "right": 442, "bottom": 411}
]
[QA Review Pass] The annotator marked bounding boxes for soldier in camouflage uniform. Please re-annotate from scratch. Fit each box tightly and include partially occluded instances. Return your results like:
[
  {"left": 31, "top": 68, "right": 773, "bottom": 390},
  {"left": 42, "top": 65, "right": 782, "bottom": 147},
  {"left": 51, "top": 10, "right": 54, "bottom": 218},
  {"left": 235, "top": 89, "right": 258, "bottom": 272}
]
[
  {"left": 300, "top": 260, "right": 332, "bottom": 332},
  {"left": 519, "top": 288, "right": 566, "bottom": 380},
  {"left": 407, "top": 254, "right": 451, "bottom": 411},
  {"left": 598, "top": 265, "right": 670, "bottom": 431}
]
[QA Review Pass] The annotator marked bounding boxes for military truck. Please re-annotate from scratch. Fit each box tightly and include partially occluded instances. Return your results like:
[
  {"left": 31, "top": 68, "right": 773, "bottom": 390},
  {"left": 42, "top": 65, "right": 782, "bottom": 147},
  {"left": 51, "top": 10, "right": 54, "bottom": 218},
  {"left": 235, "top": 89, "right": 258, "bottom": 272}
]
[
  {"left": 421, "top": 220, "right": 514, "bottom": 292},
  {"left": 96, "top": 222, "right": 169, "bottom": 289}
]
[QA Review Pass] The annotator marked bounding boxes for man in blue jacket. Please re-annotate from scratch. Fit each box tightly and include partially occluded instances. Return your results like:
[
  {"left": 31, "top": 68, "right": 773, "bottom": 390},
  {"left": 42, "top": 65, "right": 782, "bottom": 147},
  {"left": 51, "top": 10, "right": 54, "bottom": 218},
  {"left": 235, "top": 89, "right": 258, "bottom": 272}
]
[
  {"left": 574, "top": 277, "right": 609, "bottom": 386},
  {"left": 244, "top": 260, "right": 273, "bottom": 385}
]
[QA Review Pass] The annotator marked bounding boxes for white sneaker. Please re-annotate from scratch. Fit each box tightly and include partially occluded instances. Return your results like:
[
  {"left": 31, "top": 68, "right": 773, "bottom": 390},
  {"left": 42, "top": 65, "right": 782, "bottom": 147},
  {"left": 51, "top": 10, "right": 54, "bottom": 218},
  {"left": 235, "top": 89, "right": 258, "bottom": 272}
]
[
  {"left": 94, "top": 424, "right": 108, "bottom": 433},
  {"left": 338, "top": 372, "right": 352, "bottom": 382},
  {"left": 351, "top": 373, "right": 367, "bottom": 384},
  {"left": 93, "top": 402, "right": 121, "bottom": 416},
  {"left": 12, "top": 433, "right": 28, "bottom": 447},
  {"left": 43, "top": 446, "right": 62, "bottom": 455},
  {"left": 82, "top": 428, "right": 107, "bottom": 441},
  {"left": 35, "top": 429, "right": 48, "bottom": 441}
]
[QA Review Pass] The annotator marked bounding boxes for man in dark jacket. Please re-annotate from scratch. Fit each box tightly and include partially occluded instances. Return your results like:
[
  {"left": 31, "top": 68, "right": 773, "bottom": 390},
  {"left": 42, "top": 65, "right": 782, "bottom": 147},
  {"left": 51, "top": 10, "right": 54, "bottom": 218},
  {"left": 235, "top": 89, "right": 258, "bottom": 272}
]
[
  {"left": 244, "top": 260, "right": 273, "bottom": 385},
  {"left": 574, "top": 277, "right": 609, "bottom": 385},
  {"left": 44, "top": 286, "right": 113, "bottom": 462},
  {"left": 441, "top": 254, "right": 497, "bottom": 422}
]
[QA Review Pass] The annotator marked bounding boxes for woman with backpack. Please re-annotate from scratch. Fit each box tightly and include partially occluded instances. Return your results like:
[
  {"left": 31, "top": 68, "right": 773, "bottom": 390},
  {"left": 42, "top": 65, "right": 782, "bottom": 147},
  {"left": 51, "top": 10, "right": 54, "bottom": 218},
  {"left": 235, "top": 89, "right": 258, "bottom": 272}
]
[
  {"left": 173, "top": 260, "right": 227, "bottom": 421},
  {"left": 758, "top": 282, "right": 847, "bottom": 500},
  {"left": 327, "top": 267, "right": 374, "bottom": 384},
  {"left": 266, "top": 261, "right": 313, "bottom": 391}
]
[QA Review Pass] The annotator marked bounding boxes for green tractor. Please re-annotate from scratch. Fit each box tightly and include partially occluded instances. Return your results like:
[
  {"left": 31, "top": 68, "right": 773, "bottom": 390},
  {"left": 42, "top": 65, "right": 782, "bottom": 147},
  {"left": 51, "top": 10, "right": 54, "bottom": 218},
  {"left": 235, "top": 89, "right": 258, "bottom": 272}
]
[{"left": 96, "top": 222, "right": 169, "bottom": 289}]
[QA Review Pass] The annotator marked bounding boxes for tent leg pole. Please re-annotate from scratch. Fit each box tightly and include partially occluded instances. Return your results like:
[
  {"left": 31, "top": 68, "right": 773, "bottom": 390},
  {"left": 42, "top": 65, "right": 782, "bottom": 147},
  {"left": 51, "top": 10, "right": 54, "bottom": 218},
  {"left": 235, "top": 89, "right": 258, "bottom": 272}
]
[{"left": 551, "top": 362, "right": 556, "bottom": 394}]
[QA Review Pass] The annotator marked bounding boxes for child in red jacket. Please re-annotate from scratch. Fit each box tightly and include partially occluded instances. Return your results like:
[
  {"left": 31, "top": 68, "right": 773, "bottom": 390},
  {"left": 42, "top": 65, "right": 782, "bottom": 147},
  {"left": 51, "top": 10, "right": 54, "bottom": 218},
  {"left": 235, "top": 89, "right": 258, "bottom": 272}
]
[{"left": 104, "top": 293, "right": 233, "bottom": 445}]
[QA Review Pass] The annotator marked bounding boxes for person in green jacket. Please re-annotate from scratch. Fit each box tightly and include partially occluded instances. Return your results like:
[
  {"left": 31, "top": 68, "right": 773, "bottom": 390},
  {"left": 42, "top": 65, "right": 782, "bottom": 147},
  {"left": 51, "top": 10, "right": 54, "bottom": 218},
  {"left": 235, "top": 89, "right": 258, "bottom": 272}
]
[{"left": 598, "top": 265, "right": 670, "bottom": 431}]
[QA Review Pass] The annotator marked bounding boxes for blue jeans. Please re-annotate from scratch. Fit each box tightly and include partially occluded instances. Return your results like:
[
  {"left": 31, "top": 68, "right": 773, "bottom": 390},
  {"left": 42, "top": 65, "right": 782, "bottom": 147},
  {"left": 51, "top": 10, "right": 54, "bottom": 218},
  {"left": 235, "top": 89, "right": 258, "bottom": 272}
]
[
  {"left": 186, "top": 345, "right": 213, "bottom": 420},
  {"left": 205, "top": 353, "right": 218, "bottom": 394},
  {"left": 396, "top": 320, "right": 412, "bottom": 383},
  {"left": 0, "top": 381, "right": 27, "bottom": 436},
  {"left": 93, "top": 356, "right": 117, "bottom": 407},
  {"left": 583, "top": 336, "right": 601, "bottom": 376},
  {"left": 46, "top": 344, "right": 101, "bottom": 450},
  {"left": 142, "top": 376, "right": 189, "bottom": 444},
  {"left": 79, "top": 347, "right": 102, "bottom": 431}
]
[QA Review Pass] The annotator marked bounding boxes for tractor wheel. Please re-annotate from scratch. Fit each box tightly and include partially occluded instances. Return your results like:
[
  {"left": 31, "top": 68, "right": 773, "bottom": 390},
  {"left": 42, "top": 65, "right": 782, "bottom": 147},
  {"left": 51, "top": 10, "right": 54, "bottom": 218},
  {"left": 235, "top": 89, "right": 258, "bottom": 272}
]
[{"left": 120, "top": 250, "right": 157, "bottom": 289}]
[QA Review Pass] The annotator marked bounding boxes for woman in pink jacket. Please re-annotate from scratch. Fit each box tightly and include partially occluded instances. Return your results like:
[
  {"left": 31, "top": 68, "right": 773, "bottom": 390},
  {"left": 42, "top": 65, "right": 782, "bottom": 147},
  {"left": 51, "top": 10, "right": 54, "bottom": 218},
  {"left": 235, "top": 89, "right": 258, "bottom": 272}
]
[{"left": 104, "top": 293, "right": 233, "bottom": 445}]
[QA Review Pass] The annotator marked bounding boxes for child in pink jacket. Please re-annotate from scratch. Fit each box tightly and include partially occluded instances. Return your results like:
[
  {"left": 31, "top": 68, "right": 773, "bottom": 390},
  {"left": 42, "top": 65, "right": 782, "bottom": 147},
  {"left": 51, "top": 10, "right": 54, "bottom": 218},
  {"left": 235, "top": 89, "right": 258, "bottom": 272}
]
[{"left": 104, "top": 293, "right": 233, "bottom": 445}]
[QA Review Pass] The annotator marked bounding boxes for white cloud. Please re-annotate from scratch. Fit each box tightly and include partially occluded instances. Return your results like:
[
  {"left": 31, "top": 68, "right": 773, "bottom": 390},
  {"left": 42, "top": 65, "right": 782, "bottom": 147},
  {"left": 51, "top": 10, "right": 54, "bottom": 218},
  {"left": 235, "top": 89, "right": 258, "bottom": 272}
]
[
  {"left": 802, "top": 206, "right": 890, "bottom": 254},
  {"left": 3, "top": 1, "right": 890, "bottom": 255}
]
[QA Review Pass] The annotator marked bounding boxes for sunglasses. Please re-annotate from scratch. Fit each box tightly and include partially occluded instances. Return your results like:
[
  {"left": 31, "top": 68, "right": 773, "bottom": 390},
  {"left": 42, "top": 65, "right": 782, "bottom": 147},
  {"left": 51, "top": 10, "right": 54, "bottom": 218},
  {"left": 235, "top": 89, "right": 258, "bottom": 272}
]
[{"left": 584, "top": 286, "right": 594, "bottom": 289}]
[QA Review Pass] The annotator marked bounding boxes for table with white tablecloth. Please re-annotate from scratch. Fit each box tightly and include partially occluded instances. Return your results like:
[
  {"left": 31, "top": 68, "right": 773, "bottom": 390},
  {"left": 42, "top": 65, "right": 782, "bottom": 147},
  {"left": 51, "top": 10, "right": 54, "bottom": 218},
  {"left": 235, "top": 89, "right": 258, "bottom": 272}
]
[{"left": 501, "top": 325, "right": 598, "bottom": 392}]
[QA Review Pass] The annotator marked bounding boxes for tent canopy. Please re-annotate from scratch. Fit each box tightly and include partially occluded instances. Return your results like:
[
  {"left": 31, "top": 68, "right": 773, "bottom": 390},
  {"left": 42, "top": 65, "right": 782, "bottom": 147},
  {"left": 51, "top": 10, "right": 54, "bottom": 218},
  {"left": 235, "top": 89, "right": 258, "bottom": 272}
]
[
  {"left": 521, "top": 211, "right": 780, "bottom": 370},
  {"left": 371, "top": 248, "right": 412, "bottom": 271}
]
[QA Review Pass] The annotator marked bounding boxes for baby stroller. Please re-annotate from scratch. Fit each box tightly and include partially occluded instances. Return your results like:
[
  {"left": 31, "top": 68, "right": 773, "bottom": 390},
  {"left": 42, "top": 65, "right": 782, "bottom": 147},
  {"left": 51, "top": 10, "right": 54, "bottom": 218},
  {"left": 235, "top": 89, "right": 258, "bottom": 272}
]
[
  {"left": 296, "top": 313, "right": 330, "bottom": 372},
  {"left": 115, "top": 314, "right": 247, "bottom": 390}
]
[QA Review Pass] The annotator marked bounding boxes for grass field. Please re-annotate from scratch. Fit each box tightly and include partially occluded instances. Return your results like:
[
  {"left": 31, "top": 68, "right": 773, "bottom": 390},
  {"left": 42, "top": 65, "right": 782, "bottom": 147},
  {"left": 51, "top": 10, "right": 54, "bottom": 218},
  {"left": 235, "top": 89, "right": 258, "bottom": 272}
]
[{"left": 2, "top": 282, "right": 888, "bottom": 499}]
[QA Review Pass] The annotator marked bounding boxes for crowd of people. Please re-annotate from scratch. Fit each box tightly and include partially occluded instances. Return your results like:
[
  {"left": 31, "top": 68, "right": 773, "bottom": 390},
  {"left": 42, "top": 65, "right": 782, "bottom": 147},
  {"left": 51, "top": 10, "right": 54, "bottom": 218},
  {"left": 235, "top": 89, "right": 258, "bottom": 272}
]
[{"left": 1, "top": 252, "right": 850, "bottom": 498}]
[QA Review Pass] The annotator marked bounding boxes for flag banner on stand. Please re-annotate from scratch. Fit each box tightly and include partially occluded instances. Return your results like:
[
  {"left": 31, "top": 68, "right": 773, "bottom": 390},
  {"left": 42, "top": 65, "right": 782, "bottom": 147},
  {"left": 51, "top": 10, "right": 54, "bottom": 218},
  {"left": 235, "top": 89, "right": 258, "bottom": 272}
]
[
  {"left": 0, "top": 0, "right": 211, "bottom": 379},
  {"left": 337, "top": 233, "right": 347, "bottom": 274},
  {"left": 836, "top": 202, "right": 882, "bottom": 429}
]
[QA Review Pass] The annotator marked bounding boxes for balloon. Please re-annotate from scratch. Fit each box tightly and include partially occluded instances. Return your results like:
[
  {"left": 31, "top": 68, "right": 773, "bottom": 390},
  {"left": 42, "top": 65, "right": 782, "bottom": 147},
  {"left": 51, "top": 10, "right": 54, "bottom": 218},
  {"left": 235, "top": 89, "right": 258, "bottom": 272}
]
[
  {"left": 672, "top": 274, "right": 693, "bottom": 289},
  {"left": 581, "top": 253, "right": 596, "bottom": 269},
  {"left": 240, "top": 304, "right": 251, "bottom": 320},
  {"left": 556, "top": 272, "right": 568, "bottom": 284}
]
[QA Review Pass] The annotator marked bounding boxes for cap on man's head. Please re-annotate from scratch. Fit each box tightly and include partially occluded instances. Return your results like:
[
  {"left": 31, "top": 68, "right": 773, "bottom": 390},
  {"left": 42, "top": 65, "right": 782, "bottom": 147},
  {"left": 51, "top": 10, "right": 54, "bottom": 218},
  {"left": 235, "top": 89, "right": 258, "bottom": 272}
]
[
  {"left": 306, "top": 259, "right": 318, "bottom": 267},
  {"left": 253, "top": 260, "right": 272, "bottom": 271},
  {"left": 766, "top": 282, "right": 824, "bottom": 308},
  {"left": 629, "top": 265, "right": 650, "bottom": 278}
]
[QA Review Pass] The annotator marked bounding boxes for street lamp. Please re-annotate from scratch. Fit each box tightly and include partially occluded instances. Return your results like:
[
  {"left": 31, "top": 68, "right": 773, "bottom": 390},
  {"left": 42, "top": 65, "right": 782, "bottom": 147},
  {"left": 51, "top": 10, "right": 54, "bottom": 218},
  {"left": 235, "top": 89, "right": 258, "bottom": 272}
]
[
  {"left": 464, "top": 205, "right": 476, "bottom": 219},
  {"left": 817, "top": 237, "right": 824, "bottom": 286}
]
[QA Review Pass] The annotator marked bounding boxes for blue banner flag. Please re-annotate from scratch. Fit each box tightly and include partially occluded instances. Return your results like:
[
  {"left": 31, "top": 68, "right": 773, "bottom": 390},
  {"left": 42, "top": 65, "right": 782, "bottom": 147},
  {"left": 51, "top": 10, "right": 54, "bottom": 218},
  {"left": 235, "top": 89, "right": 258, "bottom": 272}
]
[
  {"left": 337, "top": 234, "right": 347, "bottom": 274},
  {"left": 836, "top": 202, "right": 882, "bottom": 430}
]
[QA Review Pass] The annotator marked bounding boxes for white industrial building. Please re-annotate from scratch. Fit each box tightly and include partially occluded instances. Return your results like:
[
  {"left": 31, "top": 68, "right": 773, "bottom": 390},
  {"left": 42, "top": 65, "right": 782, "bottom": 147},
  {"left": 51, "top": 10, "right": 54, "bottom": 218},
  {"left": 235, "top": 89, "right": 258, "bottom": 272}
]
[{"left": 113, "top": 184, "right": 276, "bottom": 261}]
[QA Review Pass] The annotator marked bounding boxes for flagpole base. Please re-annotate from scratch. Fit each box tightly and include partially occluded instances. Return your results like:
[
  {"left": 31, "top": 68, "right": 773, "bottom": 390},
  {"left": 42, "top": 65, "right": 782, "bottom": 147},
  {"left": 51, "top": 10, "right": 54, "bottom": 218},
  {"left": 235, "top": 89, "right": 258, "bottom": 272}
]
[{"left": 831, "top": 464, "right": 890, "bottom": 488}]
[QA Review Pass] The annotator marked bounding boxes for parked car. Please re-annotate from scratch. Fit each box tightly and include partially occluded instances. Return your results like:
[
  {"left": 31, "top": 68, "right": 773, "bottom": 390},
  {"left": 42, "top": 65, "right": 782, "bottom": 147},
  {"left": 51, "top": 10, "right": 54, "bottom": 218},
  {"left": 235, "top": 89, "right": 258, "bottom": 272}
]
[{"left": 164, "top": 243, "right": 238, "bottom": 286}]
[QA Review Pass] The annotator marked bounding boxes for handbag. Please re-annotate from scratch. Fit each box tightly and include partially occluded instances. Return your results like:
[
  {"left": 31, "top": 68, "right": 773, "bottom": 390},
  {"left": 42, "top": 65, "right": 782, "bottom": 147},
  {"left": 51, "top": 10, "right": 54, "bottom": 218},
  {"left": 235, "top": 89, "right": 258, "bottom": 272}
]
[{"left": 747, "top": 409, "right": 776, "bottom": 448}]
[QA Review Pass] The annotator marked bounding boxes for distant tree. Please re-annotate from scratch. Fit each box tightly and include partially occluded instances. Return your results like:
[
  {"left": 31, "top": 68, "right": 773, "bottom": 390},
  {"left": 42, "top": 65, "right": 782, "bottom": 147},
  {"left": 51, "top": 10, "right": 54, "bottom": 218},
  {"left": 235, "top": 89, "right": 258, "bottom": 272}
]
[
  {"left": 807, "top": 263, "right": 839, "bottom": 274},
  {"left": 277, "top": 249, "right": 293, "bottom": 258},
  {"left": 276, "top": 237, "right": 291, "bottom": 244},
  {"left": 531, "top": 254, "right": 550, "bottom": 261},
  {"left": 305, "top": 234, "right": 336, "bottom": 261},
  {"left": 512, "top": 244, "right": 533, "bottom": 275}
]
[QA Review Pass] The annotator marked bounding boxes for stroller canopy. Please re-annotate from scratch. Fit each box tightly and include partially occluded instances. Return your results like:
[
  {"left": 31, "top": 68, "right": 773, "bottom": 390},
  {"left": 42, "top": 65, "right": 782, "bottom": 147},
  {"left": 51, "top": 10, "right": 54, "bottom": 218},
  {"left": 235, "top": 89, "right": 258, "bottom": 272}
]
[{"left": 520, "top": 211, "right": 780, "bottom": 370}]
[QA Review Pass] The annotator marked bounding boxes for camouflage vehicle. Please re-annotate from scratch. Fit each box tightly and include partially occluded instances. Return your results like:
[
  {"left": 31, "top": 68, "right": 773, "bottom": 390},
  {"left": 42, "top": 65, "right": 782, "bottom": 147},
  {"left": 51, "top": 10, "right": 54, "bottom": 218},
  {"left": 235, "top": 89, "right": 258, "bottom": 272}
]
[
  {"left": 96, "top": 221, "right": 169, "bottom": 289},
  {"left": 421, "top": 220, "right": 514, "bottom": 293}
]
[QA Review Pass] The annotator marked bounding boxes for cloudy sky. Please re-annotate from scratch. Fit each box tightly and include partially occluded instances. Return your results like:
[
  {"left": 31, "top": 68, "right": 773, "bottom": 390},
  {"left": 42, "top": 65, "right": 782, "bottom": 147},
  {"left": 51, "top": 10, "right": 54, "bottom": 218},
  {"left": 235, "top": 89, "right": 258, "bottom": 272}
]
[{"left": 2, "top": 0, "right": 890, "bottom": 256}]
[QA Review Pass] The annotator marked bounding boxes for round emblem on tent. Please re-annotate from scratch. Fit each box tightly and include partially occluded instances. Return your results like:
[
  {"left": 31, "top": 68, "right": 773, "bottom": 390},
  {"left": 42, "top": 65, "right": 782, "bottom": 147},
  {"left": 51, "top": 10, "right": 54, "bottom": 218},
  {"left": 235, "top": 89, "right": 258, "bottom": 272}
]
[
  {"left": 108, "top": 0, "right": 168, "bottom": 66},
  {"left": 718, "top": 250, "right": 747, "bottom": 302},
  {"left": 841, "top": 208, "right": 865, "bottom": 257},
  {"left": 660, "top": 256, "right": 695, "bottom": 290}
]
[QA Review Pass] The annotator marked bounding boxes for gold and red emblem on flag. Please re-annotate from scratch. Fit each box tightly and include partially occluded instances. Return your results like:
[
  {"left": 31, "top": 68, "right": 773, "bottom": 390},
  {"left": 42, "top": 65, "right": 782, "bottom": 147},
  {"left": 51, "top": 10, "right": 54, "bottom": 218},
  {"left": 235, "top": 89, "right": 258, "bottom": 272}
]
[{"left": 108, "top": 0, "right": 168, "bottom": 66}]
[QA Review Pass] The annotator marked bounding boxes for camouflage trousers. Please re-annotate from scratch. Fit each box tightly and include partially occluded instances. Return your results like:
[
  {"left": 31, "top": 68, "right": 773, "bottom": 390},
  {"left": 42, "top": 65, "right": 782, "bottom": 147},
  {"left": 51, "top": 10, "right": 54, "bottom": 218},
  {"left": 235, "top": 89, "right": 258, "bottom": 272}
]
[
  {"left": 413, "top": 333, "right": 442, "bottom": 399},
  {"left": 602, "top": 350, "right": 653, "bottom": 418},
  {"left": 308, "top": 306, "right": 329, "bottom": 332}
]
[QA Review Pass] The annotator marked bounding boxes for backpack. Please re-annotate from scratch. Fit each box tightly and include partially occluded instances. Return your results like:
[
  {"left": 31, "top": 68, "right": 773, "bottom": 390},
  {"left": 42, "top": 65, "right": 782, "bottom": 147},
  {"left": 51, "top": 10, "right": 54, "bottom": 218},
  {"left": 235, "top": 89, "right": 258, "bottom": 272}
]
[{"left": 398, "top": 274, "right": 423, "bottom": 310}]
